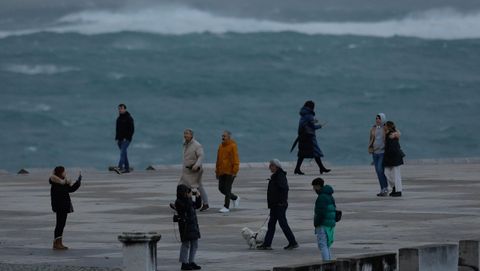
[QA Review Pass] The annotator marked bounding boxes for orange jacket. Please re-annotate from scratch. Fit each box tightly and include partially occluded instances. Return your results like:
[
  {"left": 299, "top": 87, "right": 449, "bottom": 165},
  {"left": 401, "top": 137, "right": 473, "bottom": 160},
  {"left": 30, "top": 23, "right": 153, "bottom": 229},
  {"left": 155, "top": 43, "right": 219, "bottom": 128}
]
[{"left": 216, "top": 139, "right": 240, "bottom": 176}]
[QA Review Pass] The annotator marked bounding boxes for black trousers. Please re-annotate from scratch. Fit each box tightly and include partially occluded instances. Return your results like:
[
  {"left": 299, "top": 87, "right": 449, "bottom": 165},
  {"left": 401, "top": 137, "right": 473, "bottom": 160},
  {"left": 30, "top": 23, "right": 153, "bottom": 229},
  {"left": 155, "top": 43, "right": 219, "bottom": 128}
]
[
  {"left": 218, "top": 174, "right": 238, "bottom": 208},
  {"left": 263, "top": 206, "right": 297, "bottom": 247},
  {"left": 54, "top": 212, "right": 68, "bottom": 239}
]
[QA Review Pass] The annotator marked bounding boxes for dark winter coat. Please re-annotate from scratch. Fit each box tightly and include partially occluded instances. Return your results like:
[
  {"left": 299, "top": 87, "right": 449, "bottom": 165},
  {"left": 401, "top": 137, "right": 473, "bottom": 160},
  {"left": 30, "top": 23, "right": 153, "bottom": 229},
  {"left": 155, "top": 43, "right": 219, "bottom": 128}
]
[
  {"left": 314, "top": 185, "right": 336, "bottom": 228},
  {"left": 383, "top": 131, "right": 404, "bottom": 167},
  {"left": 175, "top": 194, "right": 202, "bottom": 242},
  {"left": 267, "top": 168, "right": 289, "bottom": 209},
  {"left": 50, "top": 176, "right": 81, "bottom": 214},
  {"left": 115, "top": 111, "right": 134, "bottom": 141},
  {"left": 297, "top": 106, "right": 323, "bottom": 158}
]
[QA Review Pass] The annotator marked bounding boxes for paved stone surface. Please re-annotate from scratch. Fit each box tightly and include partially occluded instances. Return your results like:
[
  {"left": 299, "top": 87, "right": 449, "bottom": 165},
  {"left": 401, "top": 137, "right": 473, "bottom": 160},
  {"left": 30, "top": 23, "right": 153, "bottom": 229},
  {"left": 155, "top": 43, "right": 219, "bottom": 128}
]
[{"left": 1, "top": 161, "right": 480, "bottom": 270}]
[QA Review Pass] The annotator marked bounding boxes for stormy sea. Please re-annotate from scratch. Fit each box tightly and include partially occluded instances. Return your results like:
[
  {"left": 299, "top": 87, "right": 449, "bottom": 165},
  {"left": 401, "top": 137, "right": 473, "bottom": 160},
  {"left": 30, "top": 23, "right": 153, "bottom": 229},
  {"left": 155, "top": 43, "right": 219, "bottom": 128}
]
[{"left": 1, "top": 1, "right": 480, "bottom": 171}]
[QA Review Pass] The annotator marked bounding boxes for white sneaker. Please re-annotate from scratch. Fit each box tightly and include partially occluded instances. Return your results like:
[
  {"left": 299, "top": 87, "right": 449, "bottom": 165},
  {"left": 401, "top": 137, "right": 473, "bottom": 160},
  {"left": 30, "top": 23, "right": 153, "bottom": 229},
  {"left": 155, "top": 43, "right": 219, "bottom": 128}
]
[
  {"left": 233, "top": 196, "right": 240, "bottom": 208},
  {"left": 219, "top": 207, "right": 230, "bottom": 213}
]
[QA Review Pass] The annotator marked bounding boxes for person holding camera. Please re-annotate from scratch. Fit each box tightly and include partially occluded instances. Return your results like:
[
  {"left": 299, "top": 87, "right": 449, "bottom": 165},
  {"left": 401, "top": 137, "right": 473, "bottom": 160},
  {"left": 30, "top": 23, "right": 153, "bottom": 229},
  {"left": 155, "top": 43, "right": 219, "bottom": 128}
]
[
  {"left": 49, "top": 166, "right": 81, "bottom": 250},
  {"left": 179, "top": 129, "right": 209, "bottom": 211},
  {"left": 175, "top": 184, "right": 202, "bottom": 270}
]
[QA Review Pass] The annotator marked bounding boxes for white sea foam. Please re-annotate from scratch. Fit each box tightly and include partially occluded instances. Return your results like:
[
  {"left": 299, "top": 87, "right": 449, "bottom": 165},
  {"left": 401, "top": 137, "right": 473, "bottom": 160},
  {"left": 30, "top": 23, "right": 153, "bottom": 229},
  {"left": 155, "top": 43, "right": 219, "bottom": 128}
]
[
  {"left": 1, "top": 6, "right": 480, "bottom": 40},
  {"left": 133, "top": 142, "right": 155, "bottom": 149},
  {"left": 25, "top": 146, "right": 38, "bottom": 152},
  {"left": 107, "top": 72, "right": 125, "bottom": 80},
  {"left": 3, "top": 64, "right": 79, "bottom": 75},
  {"left": 34, "top": 104, "right": 52, "bottom": 112}
]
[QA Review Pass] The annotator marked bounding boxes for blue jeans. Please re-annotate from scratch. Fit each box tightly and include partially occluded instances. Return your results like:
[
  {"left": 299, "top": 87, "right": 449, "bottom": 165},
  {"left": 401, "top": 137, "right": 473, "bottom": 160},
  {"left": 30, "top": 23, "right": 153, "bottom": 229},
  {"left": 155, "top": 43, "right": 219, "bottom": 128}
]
[
  {"left": 179, "top": 239, "right": 198, "bottom": 264},
  {"left": 263, "top": 206, "right": 297, "bottom": 247},
  {"left": 315, "top": 226, "right": 331, "bottom": 260},
  {"left": 372, "top": 153, "right": 388, "bottom": 190},
  {"left": 117, "top": 140, "right": 130, "bottom": 170}
]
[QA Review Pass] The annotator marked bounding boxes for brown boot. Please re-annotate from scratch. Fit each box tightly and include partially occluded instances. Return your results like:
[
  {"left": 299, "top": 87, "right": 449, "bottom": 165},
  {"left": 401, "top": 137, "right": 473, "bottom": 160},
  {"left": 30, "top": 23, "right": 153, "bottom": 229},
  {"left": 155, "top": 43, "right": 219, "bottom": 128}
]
[{"left": 53, "top": 237, "right": 68, "bottom": 250}]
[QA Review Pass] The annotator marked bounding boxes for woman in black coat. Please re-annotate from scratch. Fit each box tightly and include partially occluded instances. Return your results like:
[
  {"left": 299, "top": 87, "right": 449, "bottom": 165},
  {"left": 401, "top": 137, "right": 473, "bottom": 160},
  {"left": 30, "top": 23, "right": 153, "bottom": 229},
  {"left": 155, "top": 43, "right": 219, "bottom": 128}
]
[
  {"left": 383, "top": 121, "right": 404, "bottom": 197},
  {"left": 293, "top": 100, "right": 331, "bottom": 175},
  {"left": 175, "top": 184, "right": 202, "bottom": 270},
  {"left": 49, "top": 166, "right": 81, "bottom": 250}
]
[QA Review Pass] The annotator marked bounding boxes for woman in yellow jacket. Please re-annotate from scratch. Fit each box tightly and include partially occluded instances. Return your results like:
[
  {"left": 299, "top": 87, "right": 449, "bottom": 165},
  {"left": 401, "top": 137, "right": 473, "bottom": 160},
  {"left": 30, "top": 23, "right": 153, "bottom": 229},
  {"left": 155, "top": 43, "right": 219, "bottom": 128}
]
[{"left": 216, "top": 130, "right": 240, "bottom": 213}]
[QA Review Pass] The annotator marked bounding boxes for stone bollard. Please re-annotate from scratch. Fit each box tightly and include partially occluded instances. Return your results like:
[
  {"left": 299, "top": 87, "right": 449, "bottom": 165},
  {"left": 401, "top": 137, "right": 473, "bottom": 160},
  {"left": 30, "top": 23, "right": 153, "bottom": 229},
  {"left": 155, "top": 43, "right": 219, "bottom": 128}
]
[
  {"left": 336, "top": 252, "right": 397, "bottom": 271},
  {"left": 399, "top": 244, "right": 458, "bottom": 271},
  {"left": 118, "top": 232, "right": 162, "bottom": 271},
  {"left": 459, "top": 240, "right": 480, "bottom": 271}
]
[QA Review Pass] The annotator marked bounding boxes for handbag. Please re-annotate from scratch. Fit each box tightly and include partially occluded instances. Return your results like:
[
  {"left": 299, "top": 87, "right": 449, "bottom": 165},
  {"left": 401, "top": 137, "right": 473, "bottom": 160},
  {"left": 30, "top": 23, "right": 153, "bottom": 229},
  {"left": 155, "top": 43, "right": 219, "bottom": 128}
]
[{"left": 335, "top": 210, "right": 342, "bottom": 222}]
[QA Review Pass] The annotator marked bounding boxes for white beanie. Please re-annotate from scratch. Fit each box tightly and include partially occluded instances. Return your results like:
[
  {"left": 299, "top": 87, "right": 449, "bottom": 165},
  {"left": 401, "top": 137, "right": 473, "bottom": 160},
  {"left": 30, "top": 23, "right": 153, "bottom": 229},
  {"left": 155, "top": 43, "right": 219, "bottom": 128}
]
[
  {"left": 377, "top": 113, "right": 386, "bottom": 124},
  {"left": 269, "top": 159, "right": 283, "bottom": 169}
]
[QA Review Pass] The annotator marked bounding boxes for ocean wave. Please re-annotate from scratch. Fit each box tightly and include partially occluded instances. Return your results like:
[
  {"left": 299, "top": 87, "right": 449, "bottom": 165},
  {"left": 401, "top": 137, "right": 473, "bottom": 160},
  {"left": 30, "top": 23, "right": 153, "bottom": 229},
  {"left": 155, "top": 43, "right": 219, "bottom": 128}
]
[
  {"left": 133, "top": 142, "right": 155, "bottom": 149},
  {"left": 2, "top": 64, "right": 79, "bottom": 75},
  {"left": 1, "top": 7, "right": 480, "bottom": 40}
]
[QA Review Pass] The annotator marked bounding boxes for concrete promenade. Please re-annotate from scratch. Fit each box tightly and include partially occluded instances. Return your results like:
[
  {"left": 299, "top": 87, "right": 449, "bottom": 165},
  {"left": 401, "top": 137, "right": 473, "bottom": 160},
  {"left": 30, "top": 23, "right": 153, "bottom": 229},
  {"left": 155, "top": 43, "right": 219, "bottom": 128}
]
[{"left": 1, "top": 160, "right": 480, "bottom": 270}]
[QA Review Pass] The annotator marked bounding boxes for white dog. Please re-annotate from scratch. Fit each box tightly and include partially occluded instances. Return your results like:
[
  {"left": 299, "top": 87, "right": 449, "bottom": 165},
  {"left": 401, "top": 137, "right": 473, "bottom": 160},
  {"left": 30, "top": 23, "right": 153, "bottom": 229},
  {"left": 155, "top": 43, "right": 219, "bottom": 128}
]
[{"left": 241, "top": 226, "right": 268, "bottom": 249}]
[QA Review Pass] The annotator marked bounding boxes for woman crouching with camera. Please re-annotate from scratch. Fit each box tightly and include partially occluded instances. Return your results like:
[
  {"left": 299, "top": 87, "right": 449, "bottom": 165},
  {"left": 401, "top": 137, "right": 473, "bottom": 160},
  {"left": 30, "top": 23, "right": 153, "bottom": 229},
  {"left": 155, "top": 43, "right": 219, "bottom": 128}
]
[{"left": 175, "top": 184, "right": 202, "bottom": 270}]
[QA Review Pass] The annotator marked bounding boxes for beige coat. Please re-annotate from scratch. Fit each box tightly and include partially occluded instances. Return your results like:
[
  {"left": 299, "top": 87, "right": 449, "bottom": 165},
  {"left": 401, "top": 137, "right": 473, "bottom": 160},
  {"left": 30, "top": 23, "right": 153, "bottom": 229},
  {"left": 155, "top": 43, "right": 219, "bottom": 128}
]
[{"left": 179, "top": 139, "right": 204, "bottom": 188}]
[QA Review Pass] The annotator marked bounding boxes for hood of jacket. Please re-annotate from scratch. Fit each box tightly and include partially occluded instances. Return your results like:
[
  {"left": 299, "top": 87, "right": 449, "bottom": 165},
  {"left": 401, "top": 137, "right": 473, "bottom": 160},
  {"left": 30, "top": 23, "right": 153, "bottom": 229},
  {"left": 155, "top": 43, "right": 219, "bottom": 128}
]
[
  {"left": 377, "top": 113, "right": 386, "bottom": 125},
  {"left": 221, "top": 139, "right": 235, "bottom": 147},
  {"left": 300, "top": 106, "right": 315, "bottom": 117},
  {"left": 316, "top": 184, "right": 334, "bottom": 195}
]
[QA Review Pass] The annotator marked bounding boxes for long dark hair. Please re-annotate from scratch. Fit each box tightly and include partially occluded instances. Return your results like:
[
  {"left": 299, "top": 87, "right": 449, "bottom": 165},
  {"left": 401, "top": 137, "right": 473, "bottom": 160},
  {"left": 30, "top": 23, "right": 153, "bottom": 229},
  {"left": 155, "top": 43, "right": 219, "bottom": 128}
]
[{"left": 53, "top": 166, "right": 65, "bottom": 179}]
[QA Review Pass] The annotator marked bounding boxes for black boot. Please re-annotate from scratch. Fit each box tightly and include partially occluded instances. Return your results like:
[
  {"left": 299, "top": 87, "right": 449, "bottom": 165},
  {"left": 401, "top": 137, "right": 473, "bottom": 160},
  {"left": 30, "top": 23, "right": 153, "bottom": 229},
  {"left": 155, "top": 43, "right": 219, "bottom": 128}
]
[
  {"left": 181, "top": 263, "right": 193, "bottom": 270},
  {"left": 315, "top": 157, "right": 331, "bottom": 174},
  {"left": 389, "top": 187, "right": 396, "bottom": 196},
  {"left": 190, "top": 263, "right": 201, "bottom": 270},
  {"left": 294, "top": 168, "right": 305, "bottom": 175},
  {"left": 294, "top": 157, "right": 305, "bottom": 175},
  {"left": 320, "top": 168, "right": 331, "bottom": 174}
]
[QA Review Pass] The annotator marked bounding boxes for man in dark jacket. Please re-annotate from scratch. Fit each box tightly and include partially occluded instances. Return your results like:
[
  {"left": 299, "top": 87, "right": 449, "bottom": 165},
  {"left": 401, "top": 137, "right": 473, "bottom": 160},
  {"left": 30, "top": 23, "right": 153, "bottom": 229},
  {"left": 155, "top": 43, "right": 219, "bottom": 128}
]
[
  {"left": 257, "top": 159, "right": 298, "bottom": 250},
  {"left": 115, "top": 104, "right": 134, "bottom": 174}
]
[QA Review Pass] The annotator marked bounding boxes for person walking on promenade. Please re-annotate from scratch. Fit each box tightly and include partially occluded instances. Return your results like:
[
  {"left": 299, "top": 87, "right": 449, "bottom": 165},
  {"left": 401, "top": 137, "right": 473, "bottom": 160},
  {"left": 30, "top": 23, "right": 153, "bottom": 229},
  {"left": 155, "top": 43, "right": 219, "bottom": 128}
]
[
  {"left": 215, "top": 130, "right": 240, "bottom": 213},
  {"left": 257, "top": 159, "right": 298, "bottom": 250},
  {"left": 311, "top": 177, "right": 336, "bottom": 260},
  {"left": 179, "top": 129, "right": 209, "bottom": 211},
  {"left": 292, "top": 100, "right": 331, "bottom": 175},
  {"left": 114, "top": 103, "right": 134, "bottom": 174},
  {"left": 368, "top": 113, "right": 389, "bottom": 196},
  {"left": 175, "top": 184, "right": 202, "bottom": 270},
  {"left": 383, "top": 121, "right": 404, "bottom": 197},
  {"left": 49, "top": 166, "right": 81, "bottom": 250}
]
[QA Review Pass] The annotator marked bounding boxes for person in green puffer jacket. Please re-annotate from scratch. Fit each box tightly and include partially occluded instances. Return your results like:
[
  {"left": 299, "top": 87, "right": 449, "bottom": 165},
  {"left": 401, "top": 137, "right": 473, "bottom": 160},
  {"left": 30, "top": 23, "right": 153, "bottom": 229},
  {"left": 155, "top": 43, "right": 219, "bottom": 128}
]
[{"left": 312, "top": 177, "right": 336, "bottom": 260}]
